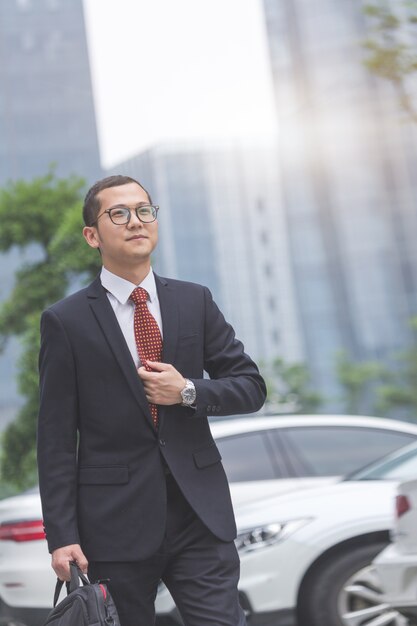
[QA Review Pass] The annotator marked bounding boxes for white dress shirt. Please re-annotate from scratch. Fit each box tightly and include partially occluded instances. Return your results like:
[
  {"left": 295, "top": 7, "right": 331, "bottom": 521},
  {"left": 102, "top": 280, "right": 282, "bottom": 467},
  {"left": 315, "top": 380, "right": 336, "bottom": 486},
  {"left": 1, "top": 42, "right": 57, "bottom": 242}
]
[{"left": 100, "top": 266, "right": 163, "bottom": 367}]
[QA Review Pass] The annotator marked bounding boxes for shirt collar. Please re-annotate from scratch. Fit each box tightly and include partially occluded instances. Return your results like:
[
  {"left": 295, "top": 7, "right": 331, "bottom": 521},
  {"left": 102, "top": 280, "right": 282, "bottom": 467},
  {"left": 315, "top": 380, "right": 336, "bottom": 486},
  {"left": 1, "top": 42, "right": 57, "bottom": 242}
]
[{"left": 100, "top": 266, "right": 158, "bottom": 305}]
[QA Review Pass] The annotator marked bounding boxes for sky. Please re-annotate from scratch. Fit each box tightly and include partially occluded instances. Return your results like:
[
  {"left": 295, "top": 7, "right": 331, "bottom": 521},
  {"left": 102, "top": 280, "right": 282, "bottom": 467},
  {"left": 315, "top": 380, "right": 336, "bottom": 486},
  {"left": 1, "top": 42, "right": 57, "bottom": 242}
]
[{"left": 83, "top": 0, "right": 278, "bottom": 169}]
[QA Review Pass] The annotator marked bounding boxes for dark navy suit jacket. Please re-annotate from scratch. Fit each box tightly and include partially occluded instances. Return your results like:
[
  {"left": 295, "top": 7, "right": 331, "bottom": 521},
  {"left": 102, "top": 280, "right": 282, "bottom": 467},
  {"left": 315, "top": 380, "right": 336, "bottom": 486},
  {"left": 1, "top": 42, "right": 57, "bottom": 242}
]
[{"left": 37, "top": 274, "right": 266, "bottom": 561}]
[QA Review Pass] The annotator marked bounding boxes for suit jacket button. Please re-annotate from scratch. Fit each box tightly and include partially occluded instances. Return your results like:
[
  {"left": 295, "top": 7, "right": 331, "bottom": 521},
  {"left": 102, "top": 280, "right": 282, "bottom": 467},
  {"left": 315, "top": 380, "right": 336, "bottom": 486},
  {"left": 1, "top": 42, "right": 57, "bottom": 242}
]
[{"left": 159, "top": 439, "right": 166, "bottom": 446}]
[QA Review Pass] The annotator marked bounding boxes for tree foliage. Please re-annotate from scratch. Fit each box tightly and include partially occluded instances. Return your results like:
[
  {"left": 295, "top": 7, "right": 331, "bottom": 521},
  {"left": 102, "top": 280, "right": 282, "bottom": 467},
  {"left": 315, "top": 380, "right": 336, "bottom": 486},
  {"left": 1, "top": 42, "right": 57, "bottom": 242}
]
[
  {"left": 363, "top": 0, "right": 417, "bottom": 122},
  {"left": 0, "top": 171, "right": 100, "bottom": 490},
  {"left": 376, "top": 317, "right": 417, "bottom": 419},
  {"left": 262, "top": 357, "right": 323, "bottom": 414},
  {"left": 335, "top": 350, "right": 389, "bottom": 415}
]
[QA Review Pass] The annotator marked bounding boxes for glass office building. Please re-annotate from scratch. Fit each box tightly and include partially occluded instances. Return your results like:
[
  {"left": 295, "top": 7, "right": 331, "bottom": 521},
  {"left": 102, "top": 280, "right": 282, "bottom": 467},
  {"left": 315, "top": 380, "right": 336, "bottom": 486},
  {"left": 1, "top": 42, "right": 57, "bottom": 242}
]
[
  {"left": 262, "top": 0, "right": 417, "bottom": 403},
  {"left": 0, "top": 0, "right": 101, "bottom": 426},
  {"left": 107, "top": 141, "right": 303, "bottom": 367}
]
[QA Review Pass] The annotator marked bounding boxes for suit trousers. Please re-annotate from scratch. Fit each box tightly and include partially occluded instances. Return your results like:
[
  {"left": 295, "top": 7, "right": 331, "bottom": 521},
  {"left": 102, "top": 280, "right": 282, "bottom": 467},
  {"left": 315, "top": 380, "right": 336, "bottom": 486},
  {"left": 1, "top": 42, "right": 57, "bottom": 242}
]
[{"left": 88, "top": 472, "right": 246, "bottom": 626}]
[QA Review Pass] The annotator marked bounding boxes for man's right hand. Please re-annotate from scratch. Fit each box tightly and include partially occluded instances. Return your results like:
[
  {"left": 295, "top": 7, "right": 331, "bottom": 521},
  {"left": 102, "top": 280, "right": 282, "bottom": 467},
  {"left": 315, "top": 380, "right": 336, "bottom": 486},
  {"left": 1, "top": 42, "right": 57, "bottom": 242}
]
[{"left": 51, "top": 544, "right": 89, "bottom": 581}]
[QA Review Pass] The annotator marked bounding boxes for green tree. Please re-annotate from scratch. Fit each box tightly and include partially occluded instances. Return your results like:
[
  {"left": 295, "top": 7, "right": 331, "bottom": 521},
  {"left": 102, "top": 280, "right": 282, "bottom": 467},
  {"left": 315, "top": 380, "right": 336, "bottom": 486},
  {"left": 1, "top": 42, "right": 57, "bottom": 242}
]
[
  {"left": 376, "top": 317, "right": 417, "bottom": 420},
  {"left": 335, "top": 350, "right": 388, "bottom": 415},
  {"left": 363, "top": 0, "right": 417, "bottom": 122},
  {"left": 0, "top": 170, "right": 100, "bottom": 491},
  {"left": 262, "top": 357, "right": 323, "bottom": 414}
]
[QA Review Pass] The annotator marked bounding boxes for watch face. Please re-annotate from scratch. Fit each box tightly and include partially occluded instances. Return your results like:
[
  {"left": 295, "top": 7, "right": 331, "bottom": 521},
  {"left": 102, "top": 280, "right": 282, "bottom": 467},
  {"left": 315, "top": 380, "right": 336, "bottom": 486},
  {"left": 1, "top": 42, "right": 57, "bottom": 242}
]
[{"left": 182, "top": 383, "right": 196, "bottom": 404}]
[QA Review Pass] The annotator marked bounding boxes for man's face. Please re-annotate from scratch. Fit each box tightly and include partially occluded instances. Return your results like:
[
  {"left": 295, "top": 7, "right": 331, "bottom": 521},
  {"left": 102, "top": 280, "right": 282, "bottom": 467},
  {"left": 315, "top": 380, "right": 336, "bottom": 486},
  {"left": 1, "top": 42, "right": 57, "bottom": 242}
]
[{"left": 83, "top": 183, "right": 158, "bottom": 271}]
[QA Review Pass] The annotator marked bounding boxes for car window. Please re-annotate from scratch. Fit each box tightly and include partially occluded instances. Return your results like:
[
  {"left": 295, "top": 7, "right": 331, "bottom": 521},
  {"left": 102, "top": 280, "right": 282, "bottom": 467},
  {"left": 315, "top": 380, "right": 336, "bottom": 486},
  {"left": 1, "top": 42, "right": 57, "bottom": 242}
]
[
  {"left": 278, "top": 427, "right": 417, "bottom": 477},
  {"left": 351, "top": 445, "right": 417, "bottom": 481},
  {"left": 216, "top": 432, "right": 279, "bottom": 482}
]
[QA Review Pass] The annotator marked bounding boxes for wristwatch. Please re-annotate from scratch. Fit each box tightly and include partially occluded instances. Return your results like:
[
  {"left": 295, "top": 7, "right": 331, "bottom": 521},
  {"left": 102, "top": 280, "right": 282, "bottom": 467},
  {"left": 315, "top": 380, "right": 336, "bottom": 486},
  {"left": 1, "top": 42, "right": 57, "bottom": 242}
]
[{"left": 180, "top": 379, "right": 196, "bottom": 407}]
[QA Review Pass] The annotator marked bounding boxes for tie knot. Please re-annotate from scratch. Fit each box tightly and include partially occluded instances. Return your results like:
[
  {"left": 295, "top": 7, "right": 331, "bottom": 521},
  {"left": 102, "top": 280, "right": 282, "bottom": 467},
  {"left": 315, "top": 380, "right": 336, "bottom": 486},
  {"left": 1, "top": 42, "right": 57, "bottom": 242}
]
[{"left": 130, "top": 287, "right": 149, "bottom": 306}]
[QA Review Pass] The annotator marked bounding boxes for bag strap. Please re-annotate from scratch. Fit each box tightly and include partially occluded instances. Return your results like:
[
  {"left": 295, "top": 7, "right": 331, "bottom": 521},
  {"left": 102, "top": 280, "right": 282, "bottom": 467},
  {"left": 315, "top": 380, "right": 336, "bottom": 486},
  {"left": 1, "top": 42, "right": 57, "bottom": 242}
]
[
  {"left": 53, "top": 562, "right": 90, "bottom": 607},
  {"left": 68, "top": 562, "right": 90, "bottom": 591}
]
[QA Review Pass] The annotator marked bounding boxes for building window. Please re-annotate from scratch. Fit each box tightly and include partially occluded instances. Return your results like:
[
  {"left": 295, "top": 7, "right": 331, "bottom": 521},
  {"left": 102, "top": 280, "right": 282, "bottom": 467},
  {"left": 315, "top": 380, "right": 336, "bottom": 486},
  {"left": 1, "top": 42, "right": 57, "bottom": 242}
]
[
  {"left": 45, "top": 0, "right": 60, "bottom": 10},
  {"left": 272, "top": 329, "right": 280, "bottom": 345},
  {"left": 21, "top": 33, "right": 36, "bottom": 51},
  {"left": 16, "top": 0, "right": 31, "bottom": 10}
]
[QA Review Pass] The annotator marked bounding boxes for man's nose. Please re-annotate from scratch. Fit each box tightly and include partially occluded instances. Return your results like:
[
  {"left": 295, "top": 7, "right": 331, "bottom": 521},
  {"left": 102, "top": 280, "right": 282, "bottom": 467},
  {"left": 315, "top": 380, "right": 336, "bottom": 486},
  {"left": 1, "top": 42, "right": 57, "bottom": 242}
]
[{"left": 127, "top": 210, "right": 143, "bottom": 227}]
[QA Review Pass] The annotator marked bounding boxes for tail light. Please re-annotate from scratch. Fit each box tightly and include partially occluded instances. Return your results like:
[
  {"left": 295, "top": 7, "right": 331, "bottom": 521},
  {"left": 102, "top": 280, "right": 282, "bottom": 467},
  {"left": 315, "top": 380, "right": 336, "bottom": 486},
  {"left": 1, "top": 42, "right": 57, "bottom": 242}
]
[
  {"left": 0, "top": 520, "right": 46, "bottom": 542},
  {"left": 396, "top": 495, "right": 411, "bottom": 518}
]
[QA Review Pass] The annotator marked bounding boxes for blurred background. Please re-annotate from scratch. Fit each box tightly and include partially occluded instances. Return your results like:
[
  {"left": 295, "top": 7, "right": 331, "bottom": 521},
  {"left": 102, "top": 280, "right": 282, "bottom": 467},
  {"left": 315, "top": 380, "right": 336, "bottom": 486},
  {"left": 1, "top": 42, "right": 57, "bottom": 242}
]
[{"left": 1, "top": 0, "right": 417, "bottom": 492}]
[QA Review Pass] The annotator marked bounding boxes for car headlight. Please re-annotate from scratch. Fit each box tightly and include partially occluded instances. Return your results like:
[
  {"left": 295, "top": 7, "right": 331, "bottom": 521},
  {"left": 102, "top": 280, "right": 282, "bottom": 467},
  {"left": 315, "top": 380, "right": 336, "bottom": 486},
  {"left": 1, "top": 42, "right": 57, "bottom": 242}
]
[{"left": 235, "top": 519, "right": 312, "bottom": 554}]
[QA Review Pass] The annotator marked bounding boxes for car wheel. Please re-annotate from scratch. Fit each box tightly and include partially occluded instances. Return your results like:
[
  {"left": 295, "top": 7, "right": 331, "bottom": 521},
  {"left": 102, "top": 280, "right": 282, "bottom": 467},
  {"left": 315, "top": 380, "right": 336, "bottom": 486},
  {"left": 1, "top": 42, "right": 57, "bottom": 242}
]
[
  {"left": 340, "top": 562, "right": 414, "bottom": 626},
  {"left": 297, "top": 541, "right": 414, "bottom": 626}
]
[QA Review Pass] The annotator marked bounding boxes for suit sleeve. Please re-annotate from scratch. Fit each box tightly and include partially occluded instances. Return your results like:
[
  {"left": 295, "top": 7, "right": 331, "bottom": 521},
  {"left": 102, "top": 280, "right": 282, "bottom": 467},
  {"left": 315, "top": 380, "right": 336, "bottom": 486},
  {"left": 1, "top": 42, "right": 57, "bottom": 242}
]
[
  {"left": 37, "top": 308, "right": 80, "bottom": 553},
  {"left": 192, "top": 287, "right": 267, "bottom": 417}
]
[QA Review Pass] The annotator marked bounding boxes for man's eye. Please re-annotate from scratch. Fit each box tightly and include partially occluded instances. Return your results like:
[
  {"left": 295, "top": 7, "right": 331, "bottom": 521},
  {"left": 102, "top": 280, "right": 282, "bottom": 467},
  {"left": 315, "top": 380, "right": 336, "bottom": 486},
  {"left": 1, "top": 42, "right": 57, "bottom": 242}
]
[
  {"left": 112, "top": 209, "right": 127, "bottom": 217},
  {"left": 138, "top": 207, "right": 151, "bottom": 215}
]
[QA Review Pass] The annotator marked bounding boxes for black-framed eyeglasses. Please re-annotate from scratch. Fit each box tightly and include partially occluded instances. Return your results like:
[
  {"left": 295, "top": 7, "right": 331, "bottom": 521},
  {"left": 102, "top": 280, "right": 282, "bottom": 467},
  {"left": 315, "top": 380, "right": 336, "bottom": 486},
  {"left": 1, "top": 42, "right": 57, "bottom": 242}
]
[{"left": 93, "top": 204, "right": 159, "bottom": 225}]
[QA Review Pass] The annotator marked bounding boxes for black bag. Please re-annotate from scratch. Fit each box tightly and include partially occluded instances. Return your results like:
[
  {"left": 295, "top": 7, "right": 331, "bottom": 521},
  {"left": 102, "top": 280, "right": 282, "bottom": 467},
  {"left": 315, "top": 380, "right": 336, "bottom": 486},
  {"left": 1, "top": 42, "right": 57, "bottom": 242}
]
[{"left": 44, "top": 562, "right": 121, "bottom": 626}]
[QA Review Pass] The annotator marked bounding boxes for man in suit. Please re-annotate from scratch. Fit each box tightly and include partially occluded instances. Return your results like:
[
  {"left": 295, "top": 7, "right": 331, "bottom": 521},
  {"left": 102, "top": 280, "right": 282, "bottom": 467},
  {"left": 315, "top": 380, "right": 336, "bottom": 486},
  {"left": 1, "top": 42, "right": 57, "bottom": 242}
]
[{"left": 37, "top": 175, "right": 266, "bottom": 626}]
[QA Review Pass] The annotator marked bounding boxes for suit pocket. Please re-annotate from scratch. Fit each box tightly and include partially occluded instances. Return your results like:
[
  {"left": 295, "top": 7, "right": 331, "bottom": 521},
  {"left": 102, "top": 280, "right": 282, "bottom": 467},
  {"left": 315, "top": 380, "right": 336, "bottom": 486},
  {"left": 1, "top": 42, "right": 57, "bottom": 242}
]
[
  {"left": 78, "top": 465, "right": 129, "bottom": 485},
  {"left": 193, "top": 444, "right": 222, "bottom": 469}
]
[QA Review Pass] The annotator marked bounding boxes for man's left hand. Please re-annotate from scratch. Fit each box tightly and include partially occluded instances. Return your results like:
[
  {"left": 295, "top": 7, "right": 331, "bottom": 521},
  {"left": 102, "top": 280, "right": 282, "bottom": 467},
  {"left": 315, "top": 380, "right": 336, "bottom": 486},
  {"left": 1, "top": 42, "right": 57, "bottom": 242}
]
[{"left": 138, "top": 361, "right": 186, "bottom": 405}]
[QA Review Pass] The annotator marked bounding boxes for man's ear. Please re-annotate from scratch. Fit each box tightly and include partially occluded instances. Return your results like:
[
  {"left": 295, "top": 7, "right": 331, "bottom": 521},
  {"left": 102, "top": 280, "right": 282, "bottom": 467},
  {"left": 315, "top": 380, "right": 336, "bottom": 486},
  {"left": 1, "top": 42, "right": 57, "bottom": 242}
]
[{"left": 83, "top": 226, "right": 100, "bottom": 249}]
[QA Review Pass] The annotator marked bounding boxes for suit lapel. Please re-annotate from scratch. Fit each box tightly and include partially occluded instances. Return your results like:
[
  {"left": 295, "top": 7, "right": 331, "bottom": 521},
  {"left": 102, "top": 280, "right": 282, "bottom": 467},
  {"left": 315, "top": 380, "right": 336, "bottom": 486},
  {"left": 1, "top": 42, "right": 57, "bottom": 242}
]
[
  {"left": 154, "top": 274, "right": 179, "bottom": 432},
  {"left": 155, "top": 274, "right": 179, "bottom": 365},
  {"left": 86, "top": 277, "right": 154, "bottom": 428}
]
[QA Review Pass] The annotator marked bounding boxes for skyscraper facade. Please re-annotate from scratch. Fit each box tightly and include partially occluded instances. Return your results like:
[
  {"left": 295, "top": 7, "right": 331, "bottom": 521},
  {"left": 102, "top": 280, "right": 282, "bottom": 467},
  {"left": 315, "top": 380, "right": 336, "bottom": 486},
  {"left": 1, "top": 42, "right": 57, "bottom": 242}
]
[
  {"left": 0, "top": 0, "right": 101, "bottom": 426},
  {"left": 107, "top": 141, "right": 303, "bottom": 369},
  {"left": 262, "top": 0, "right": 417, "bottom": 403},
  {"left": 0, "top": 0, "right": 100, "bottom": 184}
]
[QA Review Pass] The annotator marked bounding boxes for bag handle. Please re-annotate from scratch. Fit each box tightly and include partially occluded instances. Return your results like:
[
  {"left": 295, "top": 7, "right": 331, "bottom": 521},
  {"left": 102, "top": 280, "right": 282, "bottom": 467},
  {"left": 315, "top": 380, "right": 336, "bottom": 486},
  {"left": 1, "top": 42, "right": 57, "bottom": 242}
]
[{"left": 53, "top": 562, "right": 90, "bottom": 607}]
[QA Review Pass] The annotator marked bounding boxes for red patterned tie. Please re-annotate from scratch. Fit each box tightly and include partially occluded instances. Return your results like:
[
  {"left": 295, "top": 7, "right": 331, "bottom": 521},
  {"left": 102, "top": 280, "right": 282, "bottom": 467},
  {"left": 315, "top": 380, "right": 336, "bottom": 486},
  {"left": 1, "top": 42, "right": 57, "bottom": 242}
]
[{"left": 130, "top": 287, "right": 162, "bottom": 428}]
